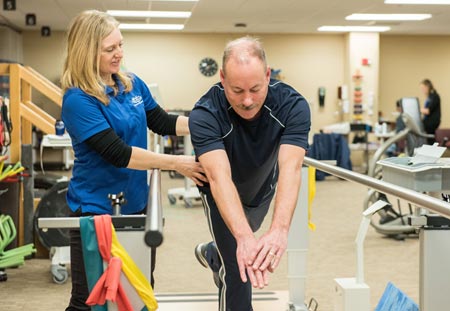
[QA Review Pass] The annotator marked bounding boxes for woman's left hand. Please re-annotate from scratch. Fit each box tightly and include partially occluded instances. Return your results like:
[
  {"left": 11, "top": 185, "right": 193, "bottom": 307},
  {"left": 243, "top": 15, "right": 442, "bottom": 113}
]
[{"left": 174, "top": 155, "right": 208, "bottom": 186}]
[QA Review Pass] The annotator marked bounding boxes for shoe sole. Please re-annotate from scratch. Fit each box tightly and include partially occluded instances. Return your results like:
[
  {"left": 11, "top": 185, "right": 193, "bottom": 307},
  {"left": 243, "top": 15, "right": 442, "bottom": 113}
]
[{"left": 194, "top": 243, "right": 209, "bottom": 268}]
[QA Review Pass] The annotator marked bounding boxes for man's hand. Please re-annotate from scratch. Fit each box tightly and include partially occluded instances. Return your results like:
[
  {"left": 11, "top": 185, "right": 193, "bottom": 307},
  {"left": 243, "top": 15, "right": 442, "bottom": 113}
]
[
  {"left": 236, "top": 233, "right": 279, "bottom": 289},
  {"left": 251, "top": 227, "right": 289, "bottom": 273},
  {"left": 236, "top": 234, "right": 260, "bottom": 284},
  {"left": 236, "top": 234, "right": 272, "bottom": 289}
]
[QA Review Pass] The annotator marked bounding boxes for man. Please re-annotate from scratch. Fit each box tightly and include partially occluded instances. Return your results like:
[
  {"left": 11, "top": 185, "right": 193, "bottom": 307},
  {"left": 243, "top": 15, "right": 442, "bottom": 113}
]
[{"left": 189, "top": 36, "right": 311, "bottom": 311}]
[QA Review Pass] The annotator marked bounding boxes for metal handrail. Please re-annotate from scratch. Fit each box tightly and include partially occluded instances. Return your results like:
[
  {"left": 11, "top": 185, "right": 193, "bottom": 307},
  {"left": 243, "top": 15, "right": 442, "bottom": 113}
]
[
  {"left": 144, "top": 142, "right": 164, "bottom": 247},
  {"left": 144, "top": 167, "right": 164, "bottom": 247},
  {"left": 304, "top": 157, "right": 450, "bottom": 218}
]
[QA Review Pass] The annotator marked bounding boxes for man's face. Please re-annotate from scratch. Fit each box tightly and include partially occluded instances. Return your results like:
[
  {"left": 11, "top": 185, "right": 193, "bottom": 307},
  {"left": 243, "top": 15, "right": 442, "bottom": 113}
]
[{"left": 221, "top": 57, "right": 270, "bottom": 120}]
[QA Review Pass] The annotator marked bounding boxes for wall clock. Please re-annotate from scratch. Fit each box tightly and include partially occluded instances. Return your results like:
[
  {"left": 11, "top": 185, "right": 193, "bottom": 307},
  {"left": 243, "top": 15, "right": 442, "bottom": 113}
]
[{"left": 199, "top": 57, "right": 218, "bottom": 77}]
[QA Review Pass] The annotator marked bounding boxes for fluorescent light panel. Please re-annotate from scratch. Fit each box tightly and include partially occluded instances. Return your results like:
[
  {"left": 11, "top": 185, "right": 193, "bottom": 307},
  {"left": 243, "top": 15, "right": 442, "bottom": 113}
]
[
  {"left": 119, "top": 23, "right": 184, "bottom": 30},
  {"left": 142, "top": 0, "right": 198, "bottom": 1},
  {"left": 346, "top": 13, "right": 431, "bottom": 21},
  {"left": 318, "top": 26, "right": 391, "bottom": 32},
  {"left": 385, "top": 0, "right": 450, "bottom": 4},
  {"left": 107, "top": 10, "right": 191, "bottom": 18}
]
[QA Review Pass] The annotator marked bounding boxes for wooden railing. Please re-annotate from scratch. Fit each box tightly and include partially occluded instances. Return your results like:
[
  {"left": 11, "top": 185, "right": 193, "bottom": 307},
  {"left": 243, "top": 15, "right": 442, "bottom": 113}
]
[{"left": 0, "top": 63, "right": 62, "bottom": 162}]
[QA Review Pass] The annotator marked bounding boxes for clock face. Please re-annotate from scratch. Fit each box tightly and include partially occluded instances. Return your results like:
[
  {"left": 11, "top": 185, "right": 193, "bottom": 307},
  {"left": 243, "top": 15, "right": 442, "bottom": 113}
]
[{"left": 199, "top": 57, "right": 218, "bottom": 77}]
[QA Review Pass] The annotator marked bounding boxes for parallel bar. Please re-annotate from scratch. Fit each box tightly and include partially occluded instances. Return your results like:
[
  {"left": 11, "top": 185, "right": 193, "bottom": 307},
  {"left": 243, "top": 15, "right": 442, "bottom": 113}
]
[
  {"left": 38, "top": 215, "right": 146, "bottom": 229},
  {"left": 145, "top": 168, "right": 164, "bottom": 247},
  {"left": 304, "top": 157, "right": 450, "bottom": 218}
]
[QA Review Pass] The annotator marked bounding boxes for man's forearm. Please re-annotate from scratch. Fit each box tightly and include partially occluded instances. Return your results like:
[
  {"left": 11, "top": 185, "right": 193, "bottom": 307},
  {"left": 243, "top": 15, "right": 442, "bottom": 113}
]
[
  {"left": 209, "top": 177, "right": 253, "bottom": 240},
  {"left": 271, "top": 144, "right": 305, "bottom": 232},
  {"left": 199, "top": 150, "right": 253, "bottom": 239},
  {"left": 271, "top": 167, "right": 302, "bottom": 232}
]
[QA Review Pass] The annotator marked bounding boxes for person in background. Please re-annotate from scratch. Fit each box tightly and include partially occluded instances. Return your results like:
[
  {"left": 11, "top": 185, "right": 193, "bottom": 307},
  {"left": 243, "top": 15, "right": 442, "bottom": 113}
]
[
  {"left": 420, "top": 79, "right": 441, "bottom": 145},
  {"left": 61, "top": 10, "right": 206, "bottom": 310}
]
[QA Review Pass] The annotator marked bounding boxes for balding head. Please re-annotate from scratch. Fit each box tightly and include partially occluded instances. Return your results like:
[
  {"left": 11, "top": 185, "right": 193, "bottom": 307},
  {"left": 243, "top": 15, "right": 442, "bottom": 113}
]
[
  {"left": 219, "top": 36, "right": 271, "bottom": 121},
  {"left": 222, "top": 36, "right": 267, "bottom": 75}
]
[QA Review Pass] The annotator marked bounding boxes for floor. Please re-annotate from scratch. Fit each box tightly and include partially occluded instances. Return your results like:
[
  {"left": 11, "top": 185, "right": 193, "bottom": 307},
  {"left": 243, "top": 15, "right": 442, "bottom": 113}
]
[{"left": 0, "top": 172, "right": 420, "bottom": 310}]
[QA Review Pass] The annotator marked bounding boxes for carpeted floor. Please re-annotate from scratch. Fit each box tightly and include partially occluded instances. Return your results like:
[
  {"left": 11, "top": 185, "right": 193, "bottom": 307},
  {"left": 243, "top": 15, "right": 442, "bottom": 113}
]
[{"left": 0, "top": 173, "right": 420, "bottom": 310}]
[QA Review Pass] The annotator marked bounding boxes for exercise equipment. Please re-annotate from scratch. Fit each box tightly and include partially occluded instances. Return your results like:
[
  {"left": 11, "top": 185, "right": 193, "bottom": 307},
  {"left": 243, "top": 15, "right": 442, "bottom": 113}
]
[
  {"left": 334, "top": 200, "right": 388, "bottom": 311},
  {"left": 38, "top": 166, "right": 163, "bottom": 288},
  {"left": 34, "top": 181, "right": 71, "bottom": 284},
  {"left": 0, "top": 214, "right": 36, "bottom": 280},
  {"left": 364, "top": 97, "right": 434, "bottom": 238},
  {"left": 379, "top": 147, "right": 450, "bottom": 311},
  {"left": 304, "top": 156, "right": 450, "bottom": 311}
]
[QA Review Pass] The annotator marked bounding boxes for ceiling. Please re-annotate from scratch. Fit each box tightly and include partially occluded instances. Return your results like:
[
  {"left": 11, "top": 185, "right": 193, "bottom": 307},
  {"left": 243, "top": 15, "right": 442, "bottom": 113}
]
[{"left": 2, "top": 0, "right": 450, "bottom": 34}]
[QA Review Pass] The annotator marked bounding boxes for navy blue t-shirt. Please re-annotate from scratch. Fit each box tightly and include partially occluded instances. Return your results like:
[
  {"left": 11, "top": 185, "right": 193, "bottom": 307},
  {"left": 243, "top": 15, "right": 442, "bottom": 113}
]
[
  {"left": 62, "top": 74, "right": 157, "bottom": 215},
  {"left": 189, "top": 79, "right": 311, "bottom": 207}
]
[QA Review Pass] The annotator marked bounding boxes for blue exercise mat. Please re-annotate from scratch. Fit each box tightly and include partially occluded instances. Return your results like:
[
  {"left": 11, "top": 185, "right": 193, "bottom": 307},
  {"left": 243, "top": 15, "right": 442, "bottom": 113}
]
[{"left": 375, "top": 282, "right": 419, "bottom": 311}]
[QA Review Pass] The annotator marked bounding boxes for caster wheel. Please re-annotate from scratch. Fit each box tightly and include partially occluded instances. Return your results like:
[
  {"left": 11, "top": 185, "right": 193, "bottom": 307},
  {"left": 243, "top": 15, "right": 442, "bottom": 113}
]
[
  {"left": 52, "top": 265, "right": 68, "bottom": 284},
  {"left": 168, "top": 194, "right": 177, "bottom": 205},
  {"left": 184, "top": 198, "right": 193, "bottom": 208},
  {"left": 0, "top": 271, "right": 7, "bottom": 282}
]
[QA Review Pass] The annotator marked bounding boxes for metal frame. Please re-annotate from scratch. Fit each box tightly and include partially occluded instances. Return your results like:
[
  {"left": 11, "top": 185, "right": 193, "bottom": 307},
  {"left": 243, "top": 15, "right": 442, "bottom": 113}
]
[
  {"left": 303, "top": 156, "right": 450, "bottom": 310},
  {"left": 304, "top": 157, "right": 450, "bottom": 218}
]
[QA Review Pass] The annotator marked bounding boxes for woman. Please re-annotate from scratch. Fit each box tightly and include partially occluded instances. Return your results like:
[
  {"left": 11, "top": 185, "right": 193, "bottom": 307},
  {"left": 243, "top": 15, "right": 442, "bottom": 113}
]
[
  {"left": 61, "top": 10, "right": 206, "bottom": 310},
  {"left": 420, "top": 79, "right": 441, "bottom": 144}
]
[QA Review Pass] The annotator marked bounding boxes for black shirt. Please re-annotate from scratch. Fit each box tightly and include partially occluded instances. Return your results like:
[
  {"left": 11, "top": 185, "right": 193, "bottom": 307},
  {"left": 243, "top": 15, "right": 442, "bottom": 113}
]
[
  {"left": 423, "top": 92, "right": 441, "bottom": 133},
  {"left": 189, "top": 79, "right": 311, "bottom": 207}
]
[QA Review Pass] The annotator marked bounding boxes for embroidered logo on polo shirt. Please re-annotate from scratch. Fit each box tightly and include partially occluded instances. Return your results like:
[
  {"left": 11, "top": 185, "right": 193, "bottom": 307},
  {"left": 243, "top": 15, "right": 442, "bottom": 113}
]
[{"left": 131, "top": 95, "right": 143, "bottom": 106}]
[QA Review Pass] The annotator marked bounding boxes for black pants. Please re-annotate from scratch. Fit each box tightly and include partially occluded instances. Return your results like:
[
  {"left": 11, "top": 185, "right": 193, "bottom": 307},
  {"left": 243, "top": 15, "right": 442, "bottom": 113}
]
[
  {"left": 65, "top": 209, "right": 153, "bottom": 311},
  {"left": 200, "top": 190, "right": 273, "bottom": 311},
  {"left": 65, "top": 227, "right": 90, "bottom": 311}
]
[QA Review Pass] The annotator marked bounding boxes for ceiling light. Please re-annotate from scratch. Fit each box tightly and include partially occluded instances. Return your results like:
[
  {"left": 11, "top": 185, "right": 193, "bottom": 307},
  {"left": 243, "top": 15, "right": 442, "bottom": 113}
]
[
  {"left": 144, "top": 0, "right": 199, "bottom": 1},
  {"left": 318, "top": 26, "right": 391, "bottom": 32},
  {"left": 346, "top": 13, "right": 431, "bottom": 21},
  {"left": 385, "top": 0, "right": 450, "bottom": 4},
  {"left": 119, "top": 23, "right": 184, "bottom": 31},
  {"left": 107, "top": 10, "right": 191, "bottom": 18}
]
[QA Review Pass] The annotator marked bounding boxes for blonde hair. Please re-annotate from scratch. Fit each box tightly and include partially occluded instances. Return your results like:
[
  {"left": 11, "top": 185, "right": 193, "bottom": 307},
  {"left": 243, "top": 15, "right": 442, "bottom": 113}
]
[
  {"left": 222, "top": 36, "right": 267, "bottom": 75},
  {"left": 61, "top": 10, "right": 132, "bottom": 105}
]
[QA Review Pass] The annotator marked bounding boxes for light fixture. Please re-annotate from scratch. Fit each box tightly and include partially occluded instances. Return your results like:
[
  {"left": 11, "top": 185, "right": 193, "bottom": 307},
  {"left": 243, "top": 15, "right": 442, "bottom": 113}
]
[
  {"left": 107, "top": 10, "right": 191, "bottom": 18},
  {"left": 119, "top": 23, "right": 184, "bottom": 30},
  {"left": 385, "top": 0, "right": 450, "bottom": 4},
  {"left": 318, "top": 26, "right": 391, "bottom": 32},
  {"left": 142, "top": 0, "right": 198, "bottom": 1},
  {"left": 346, "top": 13, "right": 431, "bottom": 21}
]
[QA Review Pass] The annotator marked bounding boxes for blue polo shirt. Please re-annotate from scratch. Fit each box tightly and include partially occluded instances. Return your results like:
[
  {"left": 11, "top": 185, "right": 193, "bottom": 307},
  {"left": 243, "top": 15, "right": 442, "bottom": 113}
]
[
  {"left": 189, "top": 79, "right": 310, "bottom": 207},
  {"left": 62, "top": 74, "right": 157, "bottom": 215}
]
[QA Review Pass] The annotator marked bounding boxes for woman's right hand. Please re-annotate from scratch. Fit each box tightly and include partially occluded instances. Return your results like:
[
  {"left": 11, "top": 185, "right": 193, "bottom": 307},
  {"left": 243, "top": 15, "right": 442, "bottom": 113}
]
[{"left": 174, "top": 155, "right": 208, "bottom": 186}]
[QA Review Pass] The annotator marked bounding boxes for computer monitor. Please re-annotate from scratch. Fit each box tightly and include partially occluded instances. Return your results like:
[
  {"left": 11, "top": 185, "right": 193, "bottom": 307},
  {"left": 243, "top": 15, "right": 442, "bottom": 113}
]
[
  {"left": 400, "top": 97, "right": 424, "bottom": 133},
  {"left": 400, "top": 97, "right": 426, "bottom": 155}
]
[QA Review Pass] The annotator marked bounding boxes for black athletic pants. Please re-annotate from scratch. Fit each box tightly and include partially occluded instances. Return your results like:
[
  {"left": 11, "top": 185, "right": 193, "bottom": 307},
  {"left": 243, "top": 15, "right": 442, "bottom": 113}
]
[{"left": 200, "top": 190, "right": 274, "bottom": 311}]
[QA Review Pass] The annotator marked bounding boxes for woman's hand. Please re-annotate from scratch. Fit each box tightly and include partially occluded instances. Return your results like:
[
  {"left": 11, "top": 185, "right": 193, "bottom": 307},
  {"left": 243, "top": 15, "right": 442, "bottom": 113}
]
[
  {"left": 174, "top": 155, "right": 208, "bottom": 186},
  {"left": 421, "top": 107, "right": 430, "bottom": 115}
]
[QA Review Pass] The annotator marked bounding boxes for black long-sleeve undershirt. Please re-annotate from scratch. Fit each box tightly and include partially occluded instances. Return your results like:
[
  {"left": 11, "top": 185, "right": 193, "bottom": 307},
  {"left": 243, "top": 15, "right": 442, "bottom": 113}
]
[{"left": 84, "top": 106, "right": 179, "bottom": 167}]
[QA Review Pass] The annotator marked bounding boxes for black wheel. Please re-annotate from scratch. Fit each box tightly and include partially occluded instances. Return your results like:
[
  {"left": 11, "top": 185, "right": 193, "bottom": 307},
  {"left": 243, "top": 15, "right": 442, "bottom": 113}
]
[
  {"left": 34, "top": 181, "right": 70, "bottom": 249},
  {"left": 168, "top": 194, "right": 177, "bottom": 205}
]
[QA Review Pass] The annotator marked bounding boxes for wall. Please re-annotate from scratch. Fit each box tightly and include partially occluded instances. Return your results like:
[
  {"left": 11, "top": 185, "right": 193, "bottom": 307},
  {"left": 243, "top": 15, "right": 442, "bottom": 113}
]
[
  {"left": 345, "top": 32, "right": 380, "bottom": 125},
  {"left": 0, "top": 26, "right": 23, "bottom": 63},
  {"left": 379, "top": 35, "right": 450, "bottom": 128},
  {"left": 22, "top": 31, "right": 346, "bottom": 135},
  {"left": 22, "top": 31, "right": 66, "bottom": 118}
]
